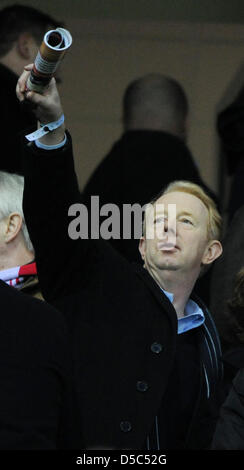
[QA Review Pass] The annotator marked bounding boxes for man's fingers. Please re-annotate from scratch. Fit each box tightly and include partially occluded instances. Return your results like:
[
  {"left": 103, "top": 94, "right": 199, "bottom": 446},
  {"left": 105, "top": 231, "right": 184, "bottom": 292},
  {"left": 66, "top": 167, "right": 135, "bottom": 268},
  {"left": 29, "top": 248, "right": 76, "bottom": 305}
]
[
  {"left": 16, "top": 64, "right": 34, "bottom": 98},
  {"left": 41, "top": 77, "right": 57, "bottom": 98},
  {"left": 16, "top": 65, "right": 63, "bottom": 123},
  {"left": 16, "top": 79, "right": 26, "bottom": 102},
  {"left": 16, "top": 69, "right": 30, "bottom": 98},
  {"left": 24, "top": 63, "right": 34, "bottom": 71},
  {"left": 25, "top": 90, "right": 45, "bottom": 106}
]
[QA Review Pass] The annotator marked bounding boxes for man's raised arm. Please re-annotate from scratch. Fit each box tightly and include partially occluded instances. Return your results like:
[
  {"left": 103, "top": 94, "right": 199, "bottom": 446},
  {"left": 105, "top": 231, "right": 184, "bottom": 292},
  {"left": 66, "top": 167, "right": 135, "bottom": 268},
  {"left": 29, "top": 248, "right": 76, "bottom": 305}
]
[
  {"left": 16, "top": 65, "right": 88, "bottom": 303},
  {"left": 17, "top": 64, "right": 66, "bottom": 147}
]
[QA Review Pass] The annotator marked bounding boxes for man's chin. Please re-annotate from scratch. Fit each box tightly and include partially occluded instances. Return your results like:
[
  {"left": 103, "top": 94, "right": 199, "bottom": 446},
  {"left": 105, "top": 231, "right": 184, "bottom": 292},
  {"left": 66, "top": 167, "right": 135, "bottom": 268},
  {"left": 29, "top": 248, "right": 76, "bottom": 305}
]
[{"left": 157, "top": 261, "right": 179, "bottom": 271}]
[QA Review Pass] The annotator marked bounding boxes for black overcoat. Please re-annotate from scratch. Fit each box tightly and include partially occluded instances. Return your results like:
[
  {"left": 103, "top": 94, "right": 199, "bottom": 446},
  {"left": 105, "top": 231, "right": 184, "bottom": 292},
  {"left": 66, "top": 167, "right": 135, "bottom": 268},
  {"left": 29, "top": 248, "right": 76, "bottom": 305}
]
[
  {"left": 0, "top": 280, "right": 72, "bottom": 449},
  {"left": 22, "top": 135, "right": 222, "bottom": 449}
]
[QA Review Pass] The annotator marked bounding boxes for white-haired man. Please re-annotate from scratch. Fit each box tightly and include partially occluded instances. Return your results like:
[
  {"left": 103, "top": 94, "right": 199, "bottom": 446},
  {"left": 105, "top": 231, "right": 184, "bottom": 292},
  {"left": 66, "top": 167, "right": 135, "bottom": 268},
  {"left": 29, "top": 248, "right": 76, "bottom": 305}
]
[
  {"left": 0, "top": 171, "right": 42, "bottom": 297},
  {"left": 0, "top": 170, "right": 79, "bottom": 449},
  {"left": 0, "top": 169, "right": 84, "bottom": 449}
]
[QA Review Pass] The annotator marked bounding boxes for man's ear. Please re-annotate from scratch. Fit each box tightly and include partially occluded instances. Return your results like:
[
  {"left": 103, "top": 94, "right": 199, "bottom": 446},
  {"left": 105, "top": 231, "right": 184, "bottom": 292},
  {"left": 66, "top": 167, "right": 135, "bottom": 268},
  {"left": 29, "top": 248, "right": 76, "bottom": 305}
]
[
  {"left": 139, "top": 236, "right": 146, "bottom": 261},
  {"left": 17, "top": 32, "right": 36, "bottom": 60},
  {"left": 4, "top": 213, "right": 23, "bottom": 244},
  {"left": 202, "top": 239, "right": 223, "bottom": 266}
]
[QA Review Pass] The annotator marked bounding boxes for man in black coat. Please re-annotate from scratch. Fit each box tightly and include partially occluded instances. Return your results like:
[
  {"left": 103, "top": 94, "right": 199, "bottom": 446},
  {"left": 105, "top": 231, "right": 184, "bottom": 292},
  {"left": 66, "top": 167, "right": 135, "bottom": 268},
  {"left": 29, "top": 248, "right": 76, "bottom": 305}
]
[
  {"left": 83, "top": 74, "right": 217, "bottom": 264},
  {"left": 0, "top": 170, "right": 42, "bottom": 297},
  {"left": 212, "top": 368, "right": 244, "bottom": 449},
  {"left": 0, "top": 4, "right": 61, "bottom": 174},
  {"left": 17, "top": 67, "right": 224, "bottom": 450},
  {"left": 217, "top": 85, "right": 244, "bottom": 222},
  {"left": 0, "top": 279, "right": 72, "bottom": 449},
  {"left": 212, "top": 268, "right": 244, "bottom": 449},
  {"left": 210, "top": 206, "right": 244, "bottom": 353}
]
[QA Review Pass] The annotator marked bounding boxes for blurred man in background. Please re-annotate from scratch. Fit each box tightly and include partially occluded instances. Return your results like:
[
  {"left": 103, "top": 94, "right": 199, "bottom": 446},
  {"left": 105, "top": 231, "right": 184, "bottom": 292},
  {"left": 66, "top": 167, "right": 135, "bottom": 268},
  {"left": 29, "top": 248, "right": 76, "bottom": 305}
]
[{"left": 0, "top": 4, "right": 62, "bottom": 174}]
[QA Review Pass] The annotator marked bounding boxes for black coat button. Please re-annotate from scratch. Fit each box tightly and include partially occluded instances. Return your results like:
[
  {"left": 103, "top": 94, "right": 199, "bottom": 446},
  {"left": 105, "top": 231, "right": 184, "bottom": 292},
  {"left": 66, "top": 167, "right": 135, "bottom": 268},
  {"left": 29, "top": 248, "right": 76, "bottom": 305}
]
[
  {"left": 120, "top": 421, "right": 132, "bottom": 432},
  {"left": 150, "top": 342, "right": 163, "bottom": 354},
  {"left": 136, "top": 380, "right": 149, "bottom": 392}
]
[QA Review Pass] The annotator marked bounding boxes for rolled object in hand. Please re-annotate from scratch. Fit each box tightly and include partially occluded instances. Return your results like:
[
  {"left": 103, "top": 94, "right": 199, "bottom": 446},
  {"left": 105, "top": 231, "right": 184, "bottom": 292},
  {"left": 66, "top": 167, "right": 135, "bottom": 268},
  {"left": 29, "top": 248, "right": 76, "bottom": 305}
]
[{"left": 26, "top": 27, "right": 72, "bottom": 93}]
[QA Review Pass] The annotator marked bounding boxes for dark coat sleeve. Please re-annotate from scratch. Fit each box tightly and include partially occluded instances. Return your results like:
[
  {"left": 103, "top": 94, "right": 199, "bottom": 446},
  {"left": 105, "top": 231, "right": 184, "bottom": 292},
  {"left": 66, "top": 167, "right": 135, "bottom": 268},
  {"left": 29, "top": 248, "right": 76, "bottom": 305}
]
[
  {"left": 22, "top": 135, "right": 91, "bottom": 302},
  {"left": 212, "top": 368, "right": 244, "bottom": 449},
  {"left": 22, "top": 135, "right": 126, "bottom": 306}
]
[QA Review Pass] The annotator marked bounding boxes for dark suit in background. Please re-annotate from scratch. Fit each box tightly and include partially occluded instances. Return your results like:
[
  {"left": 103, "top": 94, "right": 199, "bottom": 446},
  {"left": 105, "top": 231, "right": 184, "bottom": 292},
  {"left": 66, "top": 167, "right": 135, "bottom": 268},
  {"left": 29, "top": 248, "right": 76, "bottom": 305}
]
[
  {"left": 0, "top": 4, "right": 62, "bottom": 174},
  {"left": 217, "top": 86, "right": 244, "bottom": 222},
  {"left": 210, "top": 205, "right": 244, "bottom": 352},
  {"left": 0, "top": 64, "right": 36, "bottom": 174}
]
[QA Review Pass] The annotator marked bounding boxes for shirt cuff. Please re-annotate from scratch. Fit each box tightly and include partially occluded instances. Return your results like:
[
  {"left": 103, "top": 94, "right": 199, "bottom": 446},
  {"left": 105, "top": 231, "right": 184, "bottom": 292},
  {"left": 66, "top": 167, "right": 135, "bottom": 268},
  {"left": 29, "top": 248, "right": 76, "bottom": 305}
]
[{"left": 35, "top": 133, "right": 67, "bottom": 150}]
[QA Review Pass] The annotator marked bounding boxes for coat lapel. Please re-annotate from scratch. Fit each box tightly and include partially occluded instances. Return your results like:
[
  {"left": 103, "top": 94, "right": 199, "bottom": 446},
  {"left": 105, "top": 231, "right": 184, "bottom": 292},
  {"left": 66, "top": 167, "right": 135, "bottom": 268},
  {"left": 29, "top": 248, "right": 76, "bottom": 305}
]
[{"left": 132, "top": 263, "right": 178, "bottom": 334}]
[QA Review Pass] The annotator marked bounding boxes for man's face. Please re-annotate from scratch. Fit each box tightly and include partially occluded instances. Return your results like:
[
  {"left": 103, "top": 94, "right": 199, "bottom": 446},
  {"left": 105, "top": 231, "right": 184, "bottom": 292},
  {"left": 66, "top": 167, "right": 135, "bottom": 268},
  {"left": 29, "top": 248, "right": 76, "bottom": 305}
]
[{"left": 139, "top": 191, "right": 219, "bottom": 279}]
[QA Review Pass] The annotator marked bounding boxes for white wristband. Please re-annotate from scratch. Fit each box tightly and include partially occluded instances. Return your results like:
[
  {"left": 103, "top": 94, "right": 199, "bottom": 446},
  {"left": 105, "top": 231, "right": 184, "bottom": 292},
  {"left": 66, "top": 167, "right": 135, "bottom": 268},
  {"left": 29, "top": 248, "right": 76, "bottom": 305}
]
[
  {"left": 25, "top": 114, "right": 65, "bottom": 141},
  {"left": 35, "top": 133, "right": 67, "bottom": 150}
]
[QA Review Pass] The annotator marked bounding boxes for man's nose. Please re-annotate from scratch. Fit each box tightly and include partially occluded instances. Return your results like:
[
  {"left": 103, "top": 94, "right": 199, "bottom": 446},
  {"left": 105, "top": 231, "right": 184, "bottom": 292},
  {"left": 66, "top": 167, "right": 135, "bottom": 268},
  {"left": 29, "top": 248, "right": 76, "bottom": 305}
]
[{"left": 163, "top": 217, "right": 176, "bottom": 235}]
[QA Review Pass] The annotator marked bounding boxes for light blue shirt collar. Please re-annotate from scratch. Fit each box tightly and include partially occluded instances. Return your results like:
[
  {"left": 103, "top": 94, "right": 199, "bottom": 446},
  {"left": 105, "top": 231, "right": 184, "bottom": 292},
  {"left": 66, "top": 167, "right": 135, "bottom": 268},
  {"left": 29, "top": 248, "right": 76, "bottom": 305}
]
[{"left": 162, "top": 288, "right": 205, "bottom": 334}]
